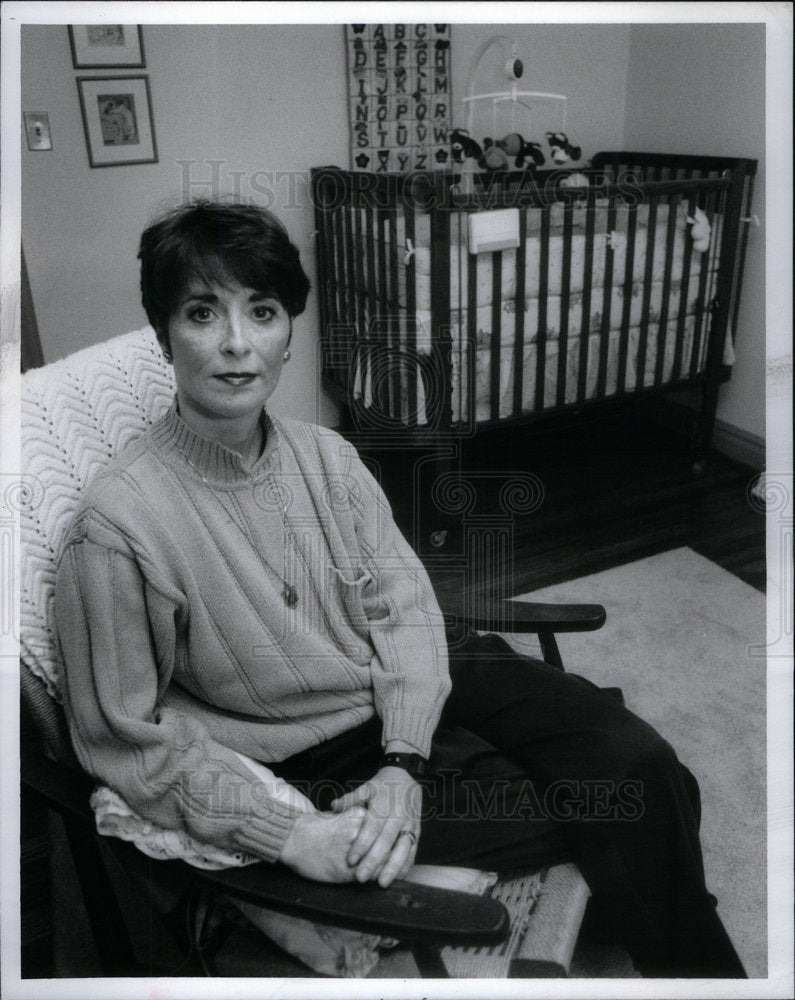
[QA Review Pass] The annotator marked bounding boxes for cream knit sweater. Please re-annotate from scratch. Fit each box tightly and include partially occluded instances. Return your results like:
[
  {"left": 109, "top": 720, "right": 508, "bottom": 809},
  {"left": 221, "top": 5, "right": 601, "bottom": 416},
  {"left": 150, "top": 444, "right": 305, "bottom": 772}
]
[{"left": 55, "top": 402, "right": 450, "bottom": 862}]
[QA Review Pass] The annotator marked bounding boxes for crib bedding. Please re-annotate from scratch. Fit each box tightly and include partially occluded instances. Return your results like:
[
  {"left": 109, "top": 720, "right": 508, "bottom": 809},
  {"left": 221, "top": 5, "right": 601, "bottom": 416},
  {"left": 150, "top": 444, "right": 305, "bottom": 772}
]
[
  {"left": 377, "top": 201, "right": 724, "bottom": 308},
  {"left": 349, "top": 200, "right": 726, "bottom": 426},
  {"left": 356, "top": 317, "right": 703, "bottom": 427}
]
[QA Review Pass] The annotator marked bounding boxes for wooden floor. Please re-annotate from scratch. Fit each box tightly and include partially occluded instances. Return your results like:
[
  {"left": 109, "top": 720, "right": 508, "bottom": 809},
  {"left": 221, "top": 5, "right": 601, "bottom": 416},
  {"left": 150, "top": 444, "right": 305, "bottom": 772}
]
[{"left": 369, "top": 407, "right": 766, "bottom": 604}]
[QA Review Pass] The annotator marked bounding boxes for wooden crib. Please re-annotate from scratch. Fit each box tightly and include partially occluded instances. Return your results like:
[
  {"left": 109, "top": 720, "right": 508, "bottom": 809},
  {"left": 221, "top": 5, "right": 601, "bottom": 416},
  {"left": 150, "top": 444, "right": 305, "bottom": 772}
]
[{"left": 311, "top": 152, "right": 756, "bottom": 540}]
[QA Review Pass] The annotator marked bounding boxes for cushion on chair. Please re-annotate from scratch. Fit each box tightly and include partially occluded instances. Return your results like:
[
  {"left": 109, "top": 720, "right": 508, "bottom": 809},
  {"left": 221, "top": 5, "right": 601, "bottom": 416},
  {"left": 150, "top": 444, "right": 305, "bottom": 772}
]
[{"left": 20, "top": 326, "right": 174, "bottom": 698}]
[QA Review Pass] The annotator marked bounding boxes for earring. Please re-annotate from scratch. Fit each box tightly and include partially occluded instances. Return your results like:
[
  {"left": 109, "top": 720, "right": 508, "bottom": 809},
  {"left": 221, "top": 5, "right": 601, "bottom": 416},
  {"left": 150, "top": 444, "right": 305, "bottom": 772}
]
[
  {"left": 163, "top": 350, "right": 173, "bottom": 363},
  {"left": 283, "top": 349, "right": 291, "bottom": 363}
]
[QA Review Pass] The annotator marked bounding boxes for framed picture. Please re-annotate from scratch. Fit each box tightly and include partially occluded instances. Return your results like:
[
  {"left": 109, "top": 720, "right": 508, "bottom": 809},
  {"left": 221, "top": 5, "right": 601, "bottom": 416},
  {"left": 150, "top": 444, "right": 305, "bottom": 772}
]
[
  {"left": 69, "top": 25, "right": 145, "bottom": 68},
  {"left": 77, "top": 75, "right": 158, "bottom": 168}
]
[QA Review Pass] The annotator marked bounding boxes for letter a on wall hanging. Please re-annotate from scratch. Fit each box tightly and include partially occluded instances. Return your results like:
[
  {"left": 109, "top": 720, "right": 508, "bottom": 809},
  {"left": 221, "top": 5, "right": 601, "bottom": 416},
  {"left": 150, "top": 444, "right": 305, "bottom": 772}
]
[{"left": 346, "top": 24, "right": 452, "bottom": 173}]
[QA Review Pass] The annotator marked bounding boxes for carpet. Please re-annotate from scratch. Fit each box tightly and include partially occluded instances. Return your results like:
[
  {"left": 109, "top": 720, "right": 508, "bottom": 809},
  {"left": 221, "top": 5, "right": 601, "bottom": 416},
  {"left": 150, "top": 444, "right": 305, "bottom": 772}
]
[{"left": 511, "top": 546, "right": 767, "bottom": 978}]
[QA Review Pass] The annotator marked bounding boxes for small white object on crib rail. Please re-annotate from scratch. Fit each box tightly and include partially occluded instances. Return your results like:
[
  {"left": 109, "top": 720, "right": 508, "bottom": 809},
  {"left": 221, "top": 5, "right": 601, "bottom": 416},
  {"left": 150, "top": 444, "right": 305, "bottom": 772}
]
[
  {"left": 687, "top": 207, "right": 712, "bottom": 252},
  {"left": 468, "top": 208, "right": 521, "bottom": 255}
]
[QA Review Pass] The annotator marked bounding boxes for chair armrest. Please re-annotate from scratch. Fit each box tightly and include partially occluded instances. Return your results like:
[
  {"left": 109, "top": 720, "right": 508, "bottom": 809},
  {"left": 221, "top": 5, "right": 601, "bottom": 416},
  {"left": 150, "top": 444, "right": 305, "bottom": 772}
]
[
  {"left": 21, "top": 750, "right": 508, "bottom": 947},
  {"left": 443, "top": 598, "right": 606, "bottom": 635},
  {"left": 199, "top": 864, "right": 508, "bottom": 945}
]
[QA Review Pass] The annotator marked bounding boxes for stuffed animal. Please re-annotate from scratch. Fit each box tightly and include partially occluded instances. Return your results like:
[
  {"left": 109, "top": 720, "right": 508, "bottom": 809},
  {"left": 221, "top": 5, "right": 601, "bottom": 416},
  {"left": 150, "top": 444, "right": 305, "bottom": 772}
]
[
  {"left": 688, "top": 207, "right": 712, "bottom": 252},
  {"left": 499, "top": 132, "right": 545, "bottom": 169},
  {"left": 546, "top": 131, "right": 581, "bottom": 165},
  {"left": 479, "top": 138, "right": 510, "bottom": 171},
  {"left": 450, "top": 128, "right": 483, "bottom": 164},
  {"left": 559, "top": 171, "right": 589, "bottom": 189}
]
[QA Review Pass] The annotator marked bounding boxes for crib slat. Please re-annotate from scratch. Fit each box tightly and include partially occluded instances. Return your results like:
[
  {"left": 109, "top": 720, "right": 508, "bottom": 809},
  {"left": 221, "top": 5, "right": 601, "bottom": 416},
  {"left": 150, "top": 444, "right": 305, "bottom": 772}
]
[
  {"left": 467, "top": 235, "right": 478, "bottom": 427},
  {"left": 557, "top": 203, "right": 574, "bottom": 408},
  {"left": 490, "top": 251, "right": 503, "bottom": 423},
  {"left": 403, "top": 198, "right": 418, "bottom": 426},
  {"left": 362, "top": 200, "right": 377, "bottom": 421},
  {"left": 512, "top": 207, "right": 527, "bottom": 418},
  {"left": 330, "top": 206, "right": 345, "bottom": 330},
  {"left": 635, "top": 196, "right": 658, "bottom": 392},
  {"left": 387, "top": 205, "right": 402, "bottom": 422},
  {"left": 672, "top": 190, "right": 696, "bottom": 381},
  {"left": 351, "top": 196, "right": 367, "bottom": 399},
  {"left": 577, "top": 189, "right": 597, "bottom": 403},
  {"left": 689, "top": 190, "right": 714, "bottom": 381},
  {"left": 374, "top": 207, "right": 389, "bottom": 416},
  {"left": 343, "top": 203, "right": 357, "bottom": 341},
  {"left": 430, "top": 195, "right": 452, "bottom": 430},
  {"left": 617, "top": 205, "right": 637, "bottom": 393},
  {"left": 654, "top": 193, "right": 680, "bottom": 387},
  {"left": 332, "top": 205, "right": 353, "bottom": 401},
  {"left": 596, "top": 196, "right": 618, "bottom": 397},
  {"left": 535, "top": 207, "right": 551, "bottom": 414}
]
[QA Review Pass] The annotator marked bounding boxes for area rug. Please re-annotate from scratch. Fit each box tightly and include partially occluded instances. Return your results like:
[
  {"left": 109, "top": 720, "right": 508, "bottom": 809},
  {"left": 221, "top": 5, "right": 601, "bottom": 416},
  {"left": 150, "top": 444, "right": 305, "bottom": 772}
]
[{"left": 511, "top": 546, "right": 767, "bottom": 978}]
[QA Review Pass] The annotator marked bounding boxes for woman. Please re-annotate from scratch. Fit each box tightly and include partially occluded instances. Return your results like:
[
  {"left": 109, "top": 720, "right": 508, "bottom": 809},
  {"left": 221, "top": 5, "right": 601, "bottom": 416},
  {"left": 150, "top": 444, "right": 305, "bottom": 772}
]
[{"left": 55, "top": 200, "right": 745, "bottom": 977}]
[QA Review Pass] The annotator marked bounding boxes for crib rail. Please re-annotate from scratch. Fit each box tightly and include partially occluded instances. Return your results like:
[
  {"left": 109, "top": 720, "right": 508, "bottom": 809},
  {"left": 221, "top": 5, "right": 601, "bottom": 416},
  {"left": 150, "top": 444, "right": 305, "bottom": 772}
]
[{"left": 311, "top": 154, "right": 756, "bottom": 445}]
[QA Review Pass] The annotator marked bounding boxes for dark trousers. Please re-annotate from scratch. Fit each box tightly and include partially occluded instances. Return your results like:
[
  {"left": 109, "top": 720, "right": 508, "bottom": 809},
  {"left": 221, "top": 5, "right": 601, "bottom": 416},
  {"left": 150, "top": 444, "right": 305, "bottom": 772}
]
[{"left": 273, "top": 633, "right": 746, "bottom": 978}]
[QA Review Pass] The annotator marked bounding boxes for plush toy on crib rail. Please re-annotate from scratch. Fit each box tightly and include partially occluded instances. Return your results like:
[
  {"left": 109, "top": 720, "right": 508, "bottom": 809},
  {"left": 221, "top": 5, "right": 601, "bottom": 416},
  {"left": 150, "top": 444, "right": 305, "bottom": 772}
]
[
  {"left": 688, "top": 207, "right": 712, "bottom": 252},
  {"left": 499, "top": 132, "right": 545, "bottom": 169},
  {"left": 546, "top": 131, "right": 582, "bottom": 165},
  {"left": 545, "top": 131, "right": 590, "bottom": 189},
  {"left": 450, "top": 128, "right": 483, "bottom": 165}
]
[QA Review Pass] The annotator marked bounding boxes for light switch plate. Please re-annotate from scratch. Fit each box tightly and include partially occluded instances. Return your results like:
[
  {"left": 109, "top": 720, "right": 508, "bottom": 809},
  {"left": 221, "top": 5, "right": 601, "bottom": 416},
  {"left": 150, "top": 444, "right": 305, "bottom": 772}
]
[
  {"left": 24, "top": 112, "right": 52, "bottom": 151},
  {"left": 468, "top": 208, "right": 520, "bottom": 255}
]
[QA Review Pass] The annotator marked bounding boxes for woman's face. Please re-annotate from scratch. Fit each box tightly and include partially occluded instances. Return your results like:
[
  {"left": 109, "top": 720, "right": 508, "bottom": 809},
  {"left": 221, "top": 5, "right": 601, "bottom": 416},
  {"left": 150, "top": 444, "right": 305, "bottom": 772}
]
[{"left": 167, "top": 280, "right": 291, "bottom": 432}]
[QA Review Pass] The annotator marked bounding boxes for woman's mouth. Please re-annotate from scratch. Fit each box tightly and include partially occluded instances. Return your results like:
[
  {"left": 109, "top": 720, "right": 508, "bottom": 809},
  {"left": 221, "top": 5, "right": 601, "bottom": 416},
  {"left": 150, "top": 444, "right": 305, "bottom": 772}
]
[{"left": 214, "top": 373, "right": 258, "bottom": 386}]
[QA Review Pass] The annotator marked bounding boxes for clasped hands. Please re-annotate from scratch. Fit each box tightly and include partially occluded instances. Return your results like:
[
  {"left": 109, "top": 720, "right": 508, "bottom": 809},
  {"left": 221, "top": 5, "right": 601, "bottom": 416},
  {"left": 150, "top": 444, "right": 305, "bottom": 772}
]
[{"left": 278, "top": 766, "right": 422, "bottom": 887}]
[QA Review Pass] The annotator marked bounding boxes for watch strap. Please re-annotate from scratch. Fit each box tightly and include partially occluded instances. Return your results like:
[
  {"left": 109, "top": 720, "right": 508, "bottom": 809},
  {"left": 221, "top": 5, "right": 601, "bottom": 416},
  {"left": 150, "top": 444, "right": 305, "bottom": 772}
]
[{"left": 380, "top": 751, "right": 428, "bottom": 777}]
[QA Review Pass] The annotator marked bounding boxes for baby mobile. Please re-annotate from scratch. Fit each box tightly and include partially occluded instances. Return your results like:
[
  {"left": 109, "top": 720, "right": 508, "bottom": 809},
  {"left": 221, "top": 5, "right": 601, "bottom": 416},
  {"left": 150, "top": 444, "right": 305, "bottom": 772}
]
[{"left": 451, "top": 36, "right": 585, "bottom": 184}]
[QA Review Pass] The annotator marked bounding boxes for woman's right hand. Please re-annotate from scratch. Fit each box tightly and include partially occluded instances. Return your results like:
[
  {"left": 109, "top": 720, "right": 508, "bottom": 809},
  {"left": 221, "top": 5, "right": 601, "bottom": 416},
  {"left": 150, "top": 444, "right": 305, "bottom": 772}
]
[{"left": 277, "top": 806, "right": 368, "bottom": 883}]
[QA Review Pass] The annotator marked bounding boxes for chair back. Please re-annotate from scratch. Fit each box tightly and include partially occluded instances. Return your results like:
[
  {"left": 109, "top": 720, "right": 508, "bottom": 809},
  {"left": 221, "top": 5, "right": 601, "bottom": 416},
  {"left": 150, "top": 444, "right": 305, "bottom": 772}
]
[{"left": 19, "top": 328, "right": 174, "bottom": 747}]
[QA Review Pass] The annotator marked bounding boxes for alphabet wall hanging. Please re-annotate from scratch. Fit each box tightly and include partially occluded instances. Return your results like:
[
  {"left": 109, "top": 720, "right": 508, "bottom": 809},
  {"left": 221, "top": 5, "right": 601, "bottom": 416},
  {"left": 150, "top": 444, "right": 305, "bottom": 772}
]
[{"left": 346, "top": 24, "right": 452, "bottom": 173}]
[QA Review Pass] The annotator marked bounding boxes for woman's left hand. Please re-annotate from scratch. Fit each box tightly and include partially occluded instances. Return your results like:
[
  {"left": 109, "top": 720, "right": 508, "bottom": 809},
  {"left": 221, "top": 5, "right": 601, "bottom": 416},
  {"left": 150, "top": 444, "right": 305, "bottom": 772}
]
[{"left": 329, "top": 767, "right": 423, "bottom": 887}]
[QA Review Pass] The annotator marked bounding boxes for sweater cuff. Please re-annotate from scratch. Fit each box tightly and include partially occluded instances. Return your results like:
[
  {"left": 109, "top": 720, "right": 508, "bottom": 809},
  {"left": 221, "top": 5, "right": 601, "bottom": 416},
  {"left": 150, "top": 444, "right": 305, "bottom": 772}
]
[
  {"left": 381, "top": 710, "right": 440, "bottom": 760},
  {"left": 231, "top": 797, "right": 304, "bottom": 863}
]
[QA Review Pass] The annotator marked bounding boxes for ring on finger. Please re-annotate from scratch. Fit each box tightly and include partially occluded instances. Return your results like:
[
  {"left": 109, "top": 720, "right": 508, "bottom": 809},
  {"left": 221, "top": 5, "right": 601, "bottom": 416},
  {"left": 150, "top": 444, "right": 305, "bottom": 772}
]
[{"left": 397, "top": 829, "right": 417, "bottom": 846}]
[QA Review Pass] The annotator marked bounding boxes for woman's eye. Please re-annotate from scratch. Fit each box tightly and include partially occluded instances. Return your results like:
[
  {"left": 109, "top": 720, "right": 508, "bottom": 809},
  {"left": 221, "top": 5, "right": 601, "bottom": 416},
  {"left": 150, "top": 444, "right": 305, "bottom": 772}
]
[
  {"left": 252, "top": 305, "right": 275, "bottom": 321},
  {"left": 189, "top": 306, "right": 214, "bottom": 323}
]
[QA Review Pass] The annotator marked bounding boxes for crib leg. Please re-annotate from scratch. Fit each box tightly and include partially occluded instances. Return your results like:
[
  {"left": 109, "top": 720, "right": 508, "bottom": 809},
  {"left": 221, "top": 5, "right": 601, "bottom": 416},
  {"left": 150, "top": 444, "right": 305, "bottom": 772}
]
[{"left": 692, "top": 380, "right": 721, "bottom": 473}]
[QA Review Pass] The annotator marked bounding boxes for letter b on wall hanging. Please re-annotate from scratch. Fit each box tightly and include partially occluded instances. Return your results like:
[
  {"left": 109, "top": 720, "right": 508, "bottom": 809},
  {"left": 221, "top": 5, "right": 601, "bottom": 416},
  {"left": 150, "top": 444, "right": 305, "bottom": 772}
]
[{"left": 346, "top": 24, "right": 452, "bottom": 173}]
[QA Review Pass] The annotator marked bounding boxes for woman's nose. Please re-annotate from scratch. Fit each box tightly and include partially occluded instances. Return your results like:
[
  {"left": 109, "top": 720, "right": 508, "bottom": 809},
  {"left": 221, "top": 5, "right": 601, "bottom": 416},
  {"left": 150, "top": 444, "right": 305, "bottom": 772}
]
[{"left": 220, "top": 313, "right": 249, "bottom": 354}]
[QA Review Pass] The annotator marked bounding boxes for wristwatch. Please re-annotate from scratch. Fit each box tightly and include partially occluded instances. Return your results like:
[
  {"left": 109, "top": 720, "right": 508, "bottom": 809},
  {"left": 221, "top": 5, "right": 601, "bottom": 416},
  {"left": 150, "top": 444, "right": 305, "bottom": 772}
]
[{"left": 380, "top": 752, "right": 428, "bottom": 778}]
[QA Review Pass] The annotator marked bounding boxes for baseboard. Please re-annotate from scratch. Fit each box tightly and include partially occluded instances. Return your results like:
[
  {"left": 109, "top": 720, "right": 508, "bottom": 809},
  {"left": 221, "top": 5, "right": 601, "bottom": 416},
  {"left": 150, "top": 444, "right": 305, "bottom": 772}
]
[
  {"left": 639, "top": 396, "right": 764, "bottom": 471},
  {"left": 712, "top": 417, "right": 765, "bottom": 471}
]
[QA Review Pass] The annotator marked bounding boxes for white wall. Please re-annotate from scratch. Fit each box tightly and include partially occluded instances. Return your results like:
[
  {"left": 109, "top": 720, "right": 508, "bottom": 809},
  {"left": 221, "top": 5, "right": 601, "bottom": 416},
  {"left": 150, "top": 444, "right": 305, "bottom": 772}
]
[
  {"left": 22, "top": 21, "right": 764, "bottom": 442},
  {"left": 450, "top": 23, "right": 630, "bottom": 160},
  {"left": 623, "top": 22, "right": 766, "bottom": 443},
  {"left": 21, "top": 24, "right": 351, "bottom": 425}
]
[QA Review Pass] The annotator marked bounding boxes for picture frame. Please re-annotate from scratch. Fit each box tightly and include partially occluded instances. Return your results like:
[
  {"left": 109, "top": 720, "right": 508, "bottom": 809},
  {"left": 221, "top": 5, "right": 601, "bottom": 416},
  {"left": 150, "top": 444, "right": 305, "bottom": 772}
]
[
  {"left": 68, "top": 25, "right": 145, "bottom": 68},
  {"left": 76, "top": 75, "right": 158, "bottom": 168}
]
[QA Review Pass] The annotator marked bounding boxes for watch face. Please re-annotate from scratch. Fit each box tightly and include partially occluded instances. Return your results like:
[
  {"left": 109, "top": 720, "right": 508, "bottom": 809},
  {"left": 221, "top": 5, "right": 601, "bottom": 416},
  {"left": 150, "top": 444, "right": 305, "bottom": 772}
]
[{"left": 383, "top": 753, "right": 427, "bottom": 777}]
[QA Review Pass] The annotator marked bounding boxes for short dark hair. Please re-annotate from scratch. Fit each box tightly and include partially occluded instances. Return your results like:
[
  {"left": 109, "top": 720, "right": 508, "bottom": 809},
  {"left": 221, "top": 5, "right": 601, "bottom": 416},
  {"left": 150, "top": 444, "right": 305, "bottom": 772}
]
[{"left": 138, "top": 200, "right": 311, "bottom": 341}]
